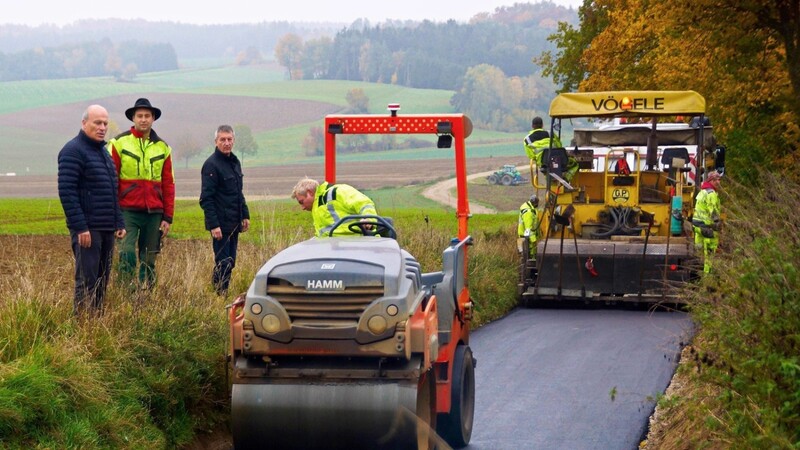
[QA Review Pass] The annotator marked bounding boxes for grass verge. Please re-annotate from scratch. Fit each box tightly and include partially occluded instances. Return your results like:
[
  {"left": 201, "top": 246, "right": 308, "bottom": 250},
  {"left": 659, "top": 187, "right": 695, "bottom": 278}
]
[
  {"left": 644, "top": 172, "right": 799, "bottom": 449},
  {"left": 0, "top": 199, "right": 520, "bottom": 448}
]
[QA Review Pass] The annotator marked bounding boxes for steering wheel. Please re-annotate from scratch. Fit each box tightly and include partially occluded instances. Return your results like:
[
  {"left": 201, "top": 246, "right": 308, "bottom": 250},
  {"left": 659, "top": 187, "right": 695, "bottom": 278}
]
[{"left": 329, "top": 215, "right": 397, "bottom": 239}]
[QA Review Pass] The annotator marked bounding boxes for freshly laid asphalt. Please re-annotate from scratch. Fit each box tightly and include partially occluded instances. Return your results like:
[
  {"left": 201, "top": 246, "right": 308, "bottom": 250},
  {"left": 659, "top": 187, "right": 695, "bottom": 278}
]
[{"left": 466, "top": 307, "right": 693, "bottom": 450}]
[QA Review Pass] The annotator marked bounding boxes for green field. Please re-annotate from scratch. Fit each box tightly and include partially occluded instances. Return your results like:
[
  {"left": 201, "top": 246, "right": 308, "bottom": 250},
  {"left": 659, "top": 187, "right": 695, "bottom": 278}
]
[{"left": 0, "top": 66, "right": 520, "bottom": 175}]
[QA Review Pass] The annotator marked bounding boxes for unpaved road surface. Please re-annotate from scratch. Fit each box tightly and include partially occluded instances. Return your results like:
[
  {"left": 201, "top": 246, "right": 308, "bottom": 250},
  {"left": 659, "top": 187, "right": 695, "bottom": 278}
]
[{"left": 421, "top": 165, "right": 531, "bottom": 213}]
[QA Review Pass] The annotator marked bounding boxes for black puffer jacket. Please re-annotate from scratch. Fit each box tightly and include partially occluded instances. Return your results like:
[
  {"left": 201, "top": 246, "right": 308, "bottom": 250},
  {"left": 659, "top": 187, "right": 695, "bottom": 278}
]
[
  {"left": 199, "top": 148, "right": 249, "bottom": 233},
  {"left": 57, "top": 130, "right": 124, "bottom": 232}
]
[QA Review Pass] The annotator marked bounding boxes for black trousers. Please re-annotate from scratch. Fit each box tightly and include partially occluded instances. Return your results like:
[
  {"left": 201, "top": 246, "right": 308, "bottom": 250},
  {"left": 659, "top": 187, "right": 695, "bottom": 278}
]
[
  {"left": 212, "top": 231, "right": 239, "bottom": 295},
  {"left": 71, "top": 230, "right": 115, "bottom": 315}
]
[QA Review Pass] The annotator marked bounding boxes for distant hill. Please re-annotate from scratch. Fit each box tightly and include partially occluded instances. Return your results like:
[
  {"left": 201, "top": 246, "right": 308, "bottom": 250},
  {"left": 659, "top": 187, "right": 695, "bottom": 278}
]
[{"left": 0, "top": 20, "right": 342, "bottom": 60}]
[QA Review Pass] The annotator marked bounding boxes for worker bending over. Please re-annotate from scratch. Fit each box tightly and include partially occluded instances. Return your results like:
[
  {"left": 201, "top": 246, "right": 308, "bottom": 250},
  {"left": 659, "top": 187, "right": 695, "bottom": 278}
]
[{"left": 292, "top": 178, "right": 377, "bottom": 237}]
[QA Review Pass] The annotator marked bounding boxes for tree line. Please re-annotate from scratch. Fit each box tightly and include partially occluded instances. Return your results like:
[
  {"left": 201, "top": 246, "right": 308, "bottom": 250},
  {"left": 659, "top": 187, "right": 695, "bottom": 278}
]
[
  {"left": 274, "top": 2, "right": 575, "bottom": 132},
  {"left": 276, "top": 2, "right": 575, "bottom": 90},
  {"left": 0, "top": 39, "right": 177, "bottom": 81}
]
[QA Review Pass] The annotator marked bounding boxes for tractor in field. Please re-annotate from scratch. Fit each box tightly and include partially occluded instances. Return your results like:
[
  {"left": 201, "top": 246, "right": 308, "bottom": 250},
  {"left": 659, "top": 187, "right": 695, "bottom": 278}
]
[
  {"left": 228, "top": 106, "right": 476, "bottom": 449},
  {"left": 487, "top": 164, "right": 526, "bottom": 186},
  {"left": 519, "top": 90, "right": 724, "bottom": 306}
]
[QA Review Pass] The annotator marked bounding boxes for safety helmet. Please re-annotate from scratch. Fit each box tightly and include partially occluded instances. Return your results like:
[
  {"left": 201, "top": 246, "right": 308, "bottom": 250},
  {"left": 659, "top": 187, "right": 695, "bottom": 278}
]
[{"left": 529, "top": 195, "right": 539, "bottom": 207}]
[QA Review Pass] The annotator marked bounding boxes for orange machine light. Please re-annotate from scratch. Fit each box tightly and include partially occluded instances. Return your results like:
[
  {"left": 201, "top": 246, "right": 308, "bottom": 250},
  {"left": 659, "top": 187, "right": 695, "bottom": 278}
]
[{"left": 620, "top": 96, "right": 633, "bottom": 111}]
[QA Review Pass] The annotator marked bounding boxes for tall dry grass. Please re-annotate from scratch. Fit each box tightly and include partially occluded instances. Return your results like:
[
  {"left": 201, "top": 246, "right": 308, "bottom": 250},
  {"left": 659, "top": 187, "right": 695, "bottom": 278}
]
[{"left": 0, "top": 207, "right": 519, "bottom": 448}]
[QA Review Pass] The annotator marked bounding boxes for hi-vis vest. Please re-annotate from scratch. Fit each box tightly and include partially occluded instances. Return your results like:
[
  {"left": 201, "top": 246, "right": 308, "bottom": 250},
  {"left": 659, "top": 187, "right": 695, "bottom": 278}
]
[
  {"left": 108, "top": 129, "right": 175, "bottom": 220},
  {"left": 523, "top": 128, "right": 563, "bottom": 165},
  {"left": 518, "top": 200, "right": 542, "bottom": 239},
  {"left": 693, "top": 188, "right": 720, "bottom": 226},
  {"left": 312, "top": 182, "right": 377, "bottom": 237}
]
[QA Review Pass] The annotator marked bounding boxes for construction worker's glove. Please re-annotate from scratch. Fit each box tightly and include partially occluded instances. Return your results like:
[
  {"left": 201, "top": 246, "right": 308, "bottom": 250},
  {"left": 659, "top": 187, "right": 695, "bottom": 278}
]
[
  {"left": 711, "top": 220, "right": 722, "bottom": 231},
  {"left": 523, "top": 229, "right": 531, "bottom": 237},
  {"left": 701, "top": 227, "right": 715, "bottom": 238}
]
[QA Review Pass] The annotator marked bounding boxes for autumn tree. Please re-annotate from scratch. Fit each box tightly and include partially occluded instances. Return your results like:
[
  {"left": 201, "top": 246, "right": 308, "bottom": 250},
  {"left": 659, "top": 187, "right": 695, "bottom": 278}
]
[
  {"left": 302, "top": 126, "right": 324, "bottom": 157},
  {"left": 107, "top": 120, "right": 123, "bottom": 140},
  {"left": 450, "top": 64, "right": 549, "bottom": 131},
  {"left": 345, "top": 88, "right": 369, "bottom": 113},
  {"left": 236, "top": 46, "right": 265, "bottom": 66},
  {"left": 538, "top": 0, "right": 799, "bottom": 176},
  {"left": 104, "top": 47, "right": 123, "bottom": 81},
  {"left": 275, "top": 33, "right": 304, "bottom": 80},
  {"left": 233, "top": 124, "right": 259, "bottom": 163},
  {"left": 173, "top": 133, "right": 206, "bottom": 169},
  {"left": 301, "top": 37, "right": 332, "bottom": 80},
  {"left": 121, "top": 63, "right": 138, "bottom": 82}
]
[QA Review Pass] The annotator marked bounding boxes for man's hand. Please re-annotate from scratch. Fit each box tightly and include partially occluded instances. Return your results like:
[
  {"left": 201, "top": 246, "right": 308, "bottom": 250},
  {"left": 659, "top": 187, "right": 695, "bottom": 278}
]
[
  {"left": 241, "top": 219, "right": 250, "bottom": 233},
  {"left": 160, "top": 220, "right": 171, "bottom": 237},
  {"left": 211, "top": 227, "right": 222, "bottom": 240},
  {"left": 78, "top": 231, "right": 91, "bottom": 248},
  {"left": 115, "top": 229, "right": 127, "bottom": 239},
  {"left": 359, "top": 218, "right": 375, "bottom": 231}
]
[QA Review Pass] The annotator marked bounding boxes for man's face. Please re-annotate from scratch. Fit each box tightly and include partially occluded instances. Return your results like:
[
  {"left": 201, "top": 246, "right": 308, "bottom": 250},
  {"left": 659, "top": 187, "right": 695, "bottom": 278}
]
[
  {"left": 215, "top": 131, "right": 235, "bottom": 155},
  {"left": 82, "top": 106, "right": 109, "bottom": 142},
  {"left": 296, "top": 190, "right": 314, "bottom": 211},
  {"left": 132, "top": 108, "right": 154, "bottom": 135}
]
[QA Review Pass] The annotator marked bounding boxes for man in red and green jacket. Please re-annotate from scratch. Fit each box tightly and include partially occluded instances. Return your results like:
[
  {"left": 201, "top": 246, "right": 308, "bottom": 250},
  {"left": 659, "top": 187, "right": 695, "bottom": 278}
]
[{"left": 108, "top": 98, "right": 175, "bottom": 290}]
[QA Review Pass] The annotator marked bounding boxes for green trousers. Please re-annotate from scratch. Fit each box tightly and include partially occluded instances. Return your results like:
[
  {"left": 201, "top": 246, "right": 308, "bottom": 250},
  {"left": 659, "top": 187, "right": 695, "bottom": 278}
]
[
  {"left": 119, "top": 210, "right": 162, "bottom": 288},
  {"left": 693, "top": 226, "right": 719, "bottom": 274}
]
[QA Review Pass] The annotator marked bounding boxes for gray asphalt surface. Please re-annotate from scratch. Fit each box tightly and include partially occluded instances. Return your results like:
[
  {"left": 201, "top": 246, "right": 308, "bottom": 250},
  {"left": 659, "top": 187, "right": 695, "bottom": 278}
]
[{"left": 466, "top": 307, "right": 693, "bottom": 450}]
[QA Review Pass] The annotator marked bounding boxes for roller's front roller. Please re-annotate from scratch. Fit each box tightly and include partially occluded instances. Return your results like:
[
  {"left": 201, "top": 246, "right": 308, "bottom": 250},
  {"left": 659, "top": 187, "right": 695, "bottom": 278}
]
[{"left": 232, "top": 375, "right": 437, "bottom": 449}]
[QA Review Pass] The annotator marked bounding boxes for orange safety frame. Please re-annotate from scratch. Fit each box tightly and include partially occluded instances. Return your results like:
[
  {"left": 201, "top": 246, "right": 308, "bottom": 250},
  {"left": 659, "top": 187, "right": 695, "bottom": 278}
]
[
  {"left": 324, "top": 113, "right": 472, "bottom": 241},
  {"left": 324, "top": 111, "right": 473, "bottom": 413}
]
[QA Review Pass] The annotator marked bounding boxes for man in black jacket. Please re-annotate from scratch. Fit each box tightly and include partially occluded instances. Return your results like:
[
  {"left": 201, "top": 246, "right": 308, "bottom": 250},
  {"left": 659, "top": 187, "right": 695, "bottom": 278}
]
[
  {"left": 57, "top": 104, "right": 126, "bottom": 316},
  {"left": 199, "top": 125, "right": 250, "bottom": 295}
]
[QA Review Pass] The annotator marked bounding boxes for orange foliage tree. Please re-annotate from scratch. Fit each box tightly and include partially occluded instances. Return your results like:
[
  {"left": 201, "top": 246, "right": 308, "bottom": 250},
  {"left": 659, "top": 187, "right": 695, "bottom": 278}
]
[{"left": 540, "top": 0, "right": 800, "bottom": 177}]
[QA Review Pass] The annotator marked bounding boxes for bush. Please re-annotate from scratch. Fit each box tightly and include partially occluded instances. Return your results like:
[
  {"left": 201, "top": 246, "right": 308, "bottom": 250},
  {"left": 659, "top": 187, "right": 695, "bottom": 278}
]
[{"left": 679, "top": 171, "right": 800, "bottom": 448}]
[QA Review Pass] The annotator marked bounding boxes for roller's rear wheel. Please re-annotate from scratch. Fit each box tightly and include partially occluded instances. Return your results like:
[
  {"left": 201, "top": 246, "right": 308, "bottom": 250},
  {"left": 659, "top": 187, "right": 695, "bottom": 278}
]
[{"left": 437, "top": 345, "right": 475, "bottom": 448}]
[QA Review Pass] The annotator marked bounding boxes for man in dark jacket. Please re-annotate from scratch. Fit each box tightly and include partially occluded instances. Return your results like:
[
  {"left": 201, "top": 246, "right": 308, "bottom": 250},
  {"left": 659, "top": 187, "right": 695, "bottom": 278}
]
[
  {"left": 199, "top": 125, "right": 250, "bottom": 295},
  {"left": 57, "top": 105, "right": 126, "bottom": 316}
]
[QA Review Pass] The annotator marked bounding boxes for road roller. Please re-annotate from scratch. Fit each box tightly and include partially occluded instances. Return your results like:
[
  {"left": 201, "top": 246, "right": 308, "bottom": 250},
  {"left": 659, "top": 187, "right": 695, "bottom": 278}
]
[{"left": 228, "top": 108, "right": 476, "bottom": 449}]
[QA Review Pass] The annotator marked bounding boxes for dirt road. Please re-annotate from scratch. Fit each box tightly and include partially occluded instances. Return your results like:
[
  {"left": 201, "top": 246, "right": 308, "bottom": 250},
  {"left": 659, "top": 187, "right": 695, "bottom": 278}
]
[
  {"left": 421, "top": 165, "right": 531, "bottom": 214},
  {"left": 421, "top": 170, "right": 498, "bottom": 213}
]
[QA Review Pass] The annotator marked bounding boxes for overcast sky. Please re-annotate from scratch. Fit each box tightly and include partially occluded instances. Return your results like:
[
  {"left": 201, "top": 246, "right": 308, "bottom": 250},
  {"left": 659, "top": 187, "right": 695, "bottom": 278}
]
[{"left": 5, "top": 0, "right": 582, "bottom": 27}]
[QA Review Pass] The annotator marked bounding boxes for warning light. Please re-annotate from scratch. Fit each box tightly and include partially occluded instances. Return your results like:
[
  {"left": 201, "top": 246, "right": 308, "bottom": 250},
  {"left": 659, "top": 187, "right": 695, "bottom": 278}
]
[
  {"left": 670, "top": 264, "right": 677, "bottom": 271},
  {"left": 387, "top": 103, "right": 400, "bottom": 117},
  {"left": 620, "top": 96, "right": 633, "bottom": 111}
]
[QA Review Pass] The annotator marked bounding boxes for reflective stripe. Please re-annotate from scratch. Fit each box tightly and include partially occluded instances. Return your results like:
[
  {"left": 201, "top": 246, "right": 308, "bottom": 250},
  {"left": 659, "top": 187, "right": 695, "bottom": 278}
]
[{"left": 318, "top": 186, "right": 340, "bottom": 235}]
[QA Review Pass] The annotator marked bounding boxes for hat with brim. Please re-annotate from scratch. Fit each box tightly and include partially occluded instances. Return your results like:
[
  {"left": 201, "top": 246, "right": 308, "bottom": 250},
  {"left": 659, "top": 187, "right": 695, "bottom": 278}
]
[{"left": 125, "top": 98, "right": 162, "bottom": 121}]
